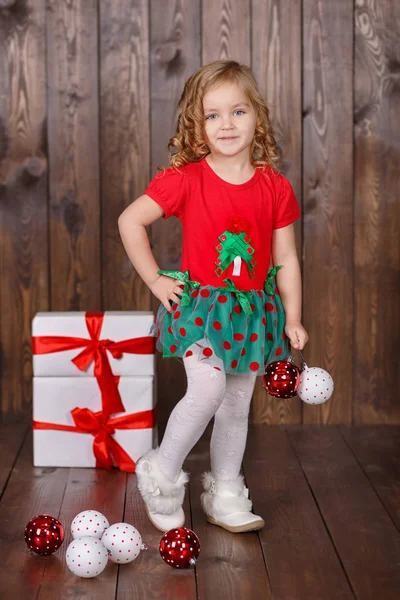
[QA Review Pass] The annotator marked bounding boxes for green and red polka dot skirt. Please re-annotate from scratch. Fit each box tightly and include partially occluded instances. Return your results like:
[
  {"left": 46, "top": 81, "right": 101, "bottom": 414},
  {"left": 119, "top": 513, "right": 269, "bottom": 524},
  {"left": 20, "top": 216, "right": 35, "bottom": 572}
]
[{"left": 149, "top": 269, "right": 290, "bottom": 376}]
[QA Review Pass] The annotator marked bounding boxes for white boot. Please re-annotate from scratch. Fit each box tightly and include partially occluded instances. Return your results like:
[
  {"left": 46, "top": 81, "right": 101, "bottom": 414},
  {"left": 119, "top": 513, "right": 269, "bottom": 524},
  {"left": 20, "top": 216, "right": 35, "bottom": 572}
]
[
  {"left": 200, "top": 471, "right": 265, "bottom": 533},
  {"left": 135, "top": 447, "right": 189, "bottom": 532}
]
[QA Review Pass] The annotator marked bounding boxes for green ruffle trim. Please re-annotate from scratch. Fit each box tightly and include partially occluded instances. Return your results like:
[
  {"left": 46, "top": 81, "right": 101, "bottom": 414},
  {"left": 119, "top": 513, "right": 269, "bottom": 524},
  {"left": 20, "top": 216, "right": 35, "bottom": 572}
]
[{"left": 157, "top": 266, "right": 283, "bottom": 316}]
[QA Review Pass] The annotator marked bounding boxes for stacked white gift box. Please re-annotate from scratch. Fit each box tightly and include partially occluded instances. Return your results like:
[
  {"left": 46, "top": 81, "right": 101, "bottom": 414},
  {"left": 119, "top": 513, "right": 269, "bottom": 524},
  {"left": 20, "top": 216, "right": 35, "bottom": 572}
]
[{"left": 32, "top": 311, "right": 157, "bottom": 471}]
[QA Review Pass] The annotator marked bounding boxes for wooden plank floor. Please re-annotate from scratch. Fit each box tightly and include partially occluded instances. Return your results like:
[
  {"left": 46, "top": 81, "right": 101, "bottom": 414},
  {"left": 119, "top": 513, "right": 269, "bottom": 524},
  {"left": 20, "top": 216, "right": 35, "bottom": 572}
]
[{"left": 0, "top": 424, "right": 399, "bottom": 599}]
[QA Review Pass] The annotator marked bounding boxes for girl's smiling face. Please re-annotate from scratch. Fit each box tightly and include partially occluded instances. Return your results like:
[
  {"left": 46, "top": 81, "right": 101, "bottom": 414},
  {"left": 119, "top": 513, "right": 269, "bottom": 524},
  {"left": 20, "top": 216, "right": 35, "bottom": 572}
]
[{"left": 202, "top": 82, "right": 256, "bottom": 159}]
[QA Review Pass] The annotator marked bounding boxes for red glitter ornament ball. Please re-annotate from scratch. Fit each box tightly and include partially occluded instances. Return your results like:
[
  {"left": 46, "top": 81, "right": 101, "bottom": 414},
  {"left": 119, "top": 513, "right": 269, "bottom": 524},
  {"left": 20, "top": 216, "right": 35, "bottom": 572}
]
[
  {"left": 159, "top": 527, "right": 200, "bottom": 569},
  {"left": 24, "top": 514, "right": 64, "bottom": 555},
  {"left": 263, "top": 359, "right": 300, "bottom": 398}
]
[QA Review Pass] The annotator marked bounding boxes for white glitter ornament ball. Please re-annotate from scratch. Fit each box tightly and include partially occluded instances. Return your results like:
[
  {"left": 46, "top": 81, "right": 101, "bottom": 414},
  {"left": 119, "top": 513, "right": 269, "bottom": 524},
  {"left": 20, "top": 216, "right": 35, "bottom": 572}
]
[
  {"left": 71, "top": 510, "right": 110, "bottom": 539},
  {"left": 297, "top": 366, "right": 334, "bottom": 404},
  {"left": 101, "top": 522, "right": 145, "bottom": 564},
  {"left": 65, "top": 536, "right": 108, "bottom": 578}
]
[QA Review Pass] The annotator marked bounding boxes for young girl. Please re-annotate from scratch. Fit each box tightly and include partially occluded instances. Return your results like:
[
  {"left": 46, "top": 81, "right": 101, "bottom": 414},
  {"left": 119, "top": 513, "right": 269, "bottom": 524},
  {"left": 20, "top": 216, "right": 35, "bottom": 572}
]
[{"left": 118, "top": 60, "right": 308, "bottom": 534}]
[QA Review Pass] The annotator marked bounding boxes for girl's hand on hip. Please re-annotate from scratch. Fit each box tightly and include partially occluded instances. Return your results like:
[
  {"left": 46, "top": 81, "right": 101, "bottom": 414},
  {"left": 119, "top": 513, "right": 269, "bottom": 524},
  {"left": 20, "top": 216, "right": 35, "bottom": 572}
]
[
  {"left": 284, "top": 321, "right": 309, "bottom": 351},
  {"left": 149, "top": 275, "right": 185, "bottom": 313}
]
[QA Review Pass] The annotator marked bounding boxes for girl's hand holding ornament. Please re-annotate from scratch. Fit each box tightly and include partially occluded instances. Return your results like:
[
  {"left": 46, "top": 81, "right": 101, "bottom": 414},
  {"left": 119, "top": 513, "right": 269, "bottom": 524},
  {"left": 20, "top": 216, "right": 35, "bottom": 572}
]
[
  {"left": 263, "top": 338, "right": 334, "bottom": 404},
  {"left": 284, "top": 320, "right": 309, "bottom": 350}
]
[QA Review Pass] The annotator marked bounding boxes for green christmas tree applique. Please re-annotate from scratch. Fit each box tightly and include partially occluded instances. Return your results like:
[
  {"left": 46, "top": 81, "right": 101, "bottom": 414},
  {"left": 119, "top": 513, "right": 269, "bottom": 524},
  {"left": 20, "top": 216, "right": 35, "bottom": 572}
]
[{"left": 214, "top": 215, "right": 256, "bottom": 279}]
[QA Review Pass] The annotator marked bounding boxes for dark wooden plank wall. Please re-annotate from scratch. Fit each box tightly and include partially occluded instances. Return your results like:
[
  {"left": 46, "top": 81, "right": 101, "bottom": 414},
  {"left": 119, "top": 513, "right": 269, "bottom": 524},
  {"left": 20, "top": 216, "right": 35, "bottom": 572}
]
[
  {"left": 0, "top": 1, "right": 49, "bottom": 421},
  {"left": 354, "top": 0, "right": 400, "bottom": 424},
  {"left": 150, "top": 0, "right": 201, "bottom": 422},
  {"left": 0, "top": 0, "right": 398, "bottom": 425},
  {"left": 302, "top": 0, "right": 354, "bottom": 426}
]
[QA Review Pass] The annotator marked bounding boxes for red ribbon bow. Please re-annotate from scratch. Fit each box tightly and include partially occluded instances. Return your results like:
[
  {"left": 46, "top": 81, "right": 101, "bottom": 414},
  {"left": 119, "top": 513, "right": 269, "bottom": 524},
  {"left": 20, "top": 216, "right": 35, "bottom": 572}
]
[
  {"left": 33, "top": 405, "right": 157, "bottom": 472},
  {"left": 32, "top": 312, "right": 155, "bottom": 418}
]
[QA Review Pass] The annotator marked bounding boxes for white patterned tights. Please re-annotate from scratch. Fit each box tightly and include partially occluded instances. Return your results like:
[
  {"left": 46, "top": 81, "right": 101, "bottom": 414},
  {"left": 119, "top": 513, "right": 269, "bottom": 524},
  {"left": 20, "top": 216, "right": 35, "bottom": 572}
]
[{"left": 157, "top": 340, "right": 257, "bottom": 483}]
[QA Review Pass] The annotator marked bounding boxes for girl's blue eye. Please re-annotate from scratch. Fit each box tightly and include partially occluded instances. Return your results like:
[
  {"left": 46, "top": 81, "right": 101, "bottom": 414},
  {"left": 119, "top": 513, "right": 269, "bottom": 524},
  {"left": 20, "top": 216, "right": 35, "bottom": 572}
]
[{"left": 205, "top": 109, "right": 245, "bottom": 120}]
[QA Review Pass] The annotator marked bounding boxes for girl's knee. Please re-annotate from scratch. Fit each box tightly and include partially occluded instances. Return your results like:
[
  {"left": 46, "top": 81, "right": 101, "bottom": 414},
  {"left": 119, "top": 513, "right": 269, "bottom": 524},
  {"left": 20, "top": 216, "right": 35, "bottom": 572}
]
[
  {"left": 203, "top": 369, "right": 227, "bottom": 403},
  {"left": 186, "top": 363, "right": 227, "bottom": 404}
]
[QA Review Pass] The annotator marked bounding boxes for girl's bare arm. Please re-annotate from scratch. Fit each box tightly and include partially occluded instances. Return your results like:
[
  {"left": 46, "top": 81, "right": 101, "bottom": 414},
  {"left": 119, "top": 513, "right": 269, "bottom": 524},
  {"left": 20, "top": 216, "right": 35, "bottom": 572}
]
[
  {"left": 271, "top": 224, "right": 309, "bottom": 349},
  {"left": 118, "top": 195, "right": 184, "bottom": 312},
  {"left": 271, "top": 224, "right": 301, "bottom": 323},
  {"left": 118, "top": 194, "right": 165, "bottom": 288}
]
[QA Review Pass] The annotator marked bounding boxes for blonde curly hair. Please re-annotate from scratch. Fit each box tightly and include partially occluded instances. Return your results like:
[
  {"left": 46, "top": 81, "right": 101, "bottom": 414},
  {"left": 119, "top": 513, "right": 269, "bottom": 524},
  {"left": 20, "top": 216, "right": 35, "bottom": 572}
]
[{"left": 157, "top": 60, "right": 281, "bottom": 173}]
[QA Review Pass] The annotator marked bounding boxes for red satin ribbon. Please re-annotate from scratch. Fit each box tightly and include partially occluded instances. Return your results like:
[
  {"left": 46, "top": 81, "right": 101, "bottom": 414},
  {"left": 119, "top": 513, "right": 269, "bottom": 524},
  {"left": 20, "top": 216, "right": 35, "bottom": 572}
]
[
  {"left": 32, "top": 312, "right": 156, "bottom": 417},
  {"left": 33, "top": 405, "right": 157, "bottom": 472}
]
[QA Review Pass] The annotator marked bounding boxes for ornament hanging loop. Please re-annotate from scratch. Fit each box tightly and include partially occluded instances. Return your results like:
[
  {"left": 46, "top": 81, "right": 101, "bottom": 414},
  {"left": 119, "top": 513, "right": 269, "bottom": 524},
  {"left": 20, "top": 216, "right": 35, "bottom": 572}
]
[{"left": 286, "top": 339, "right": 308, "bottom": 371}]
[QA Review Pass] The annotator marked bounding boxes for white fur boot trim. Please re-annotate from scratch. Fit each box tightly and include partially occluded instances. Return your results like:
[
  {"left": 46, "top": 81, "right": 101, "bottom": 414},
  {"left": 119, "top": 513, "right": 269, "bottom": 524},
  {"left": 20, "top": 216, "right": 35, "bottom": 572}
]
[
  {"left": 200, "top": 471, "right": 265, "bottom": 533},
  {"left": 136, "top": 447, "right": 189, "bottom": 532}
]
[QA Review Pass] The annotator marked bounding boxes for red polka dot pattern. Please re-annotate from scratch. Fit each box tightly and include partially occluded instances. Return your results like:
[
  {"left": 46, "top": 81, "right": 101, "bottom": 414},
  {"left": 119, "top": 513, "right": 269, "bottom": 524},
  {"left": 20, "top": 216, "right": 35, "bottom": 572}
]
[{"left": 153, "top": 273, "right": 287, "bottom": 375}]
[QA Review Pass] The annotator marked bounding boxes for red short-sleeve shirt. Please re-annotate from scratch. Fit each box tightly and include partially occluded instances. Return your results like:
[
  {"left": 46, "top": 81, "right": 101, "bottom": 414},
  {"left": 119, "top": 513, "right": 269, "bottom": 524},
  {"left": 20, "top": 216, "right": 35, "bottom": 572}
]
[{"left": 144, "top": 156, "right": 300, "bottom": 291}]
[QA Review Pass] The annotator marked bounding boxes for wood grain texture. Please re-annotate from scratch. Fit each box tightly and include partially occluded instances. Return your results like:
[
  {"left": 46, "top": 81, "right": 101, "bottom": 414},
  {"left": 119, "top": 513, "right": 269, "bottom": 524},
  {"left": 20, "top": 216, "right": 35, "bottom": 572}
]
[
  {"left": 0, "top": 1, "right": 398, "bottom": 425},
  {"left": 0, "top": 1, "right": 49, "bottom": 422},
  {"left": 251, "top": 0, "right": 302, "bottom": 425},
  {"left": 288, "top": 425, "right": 400, "bottom": 598},
  {"left": 302, "top": 0, "right": 353, "bottom": 424},
  {"left": 0, "top": 424, "right": 27, "bottom": 496},
  {"left": 150, "top": 0, "right": 201, "bottom": 423},
  {"left": 202, "top": 0, "right": 250, "bottom": 64},
  {"left": 244, "top": 426, "right": 355, "bottom": 599},
  {"left": 1, "top": 424, "right": 399, "bottom": 597},
  {"left": 0, "top": 430, "right": 70, "bottom": 598},
  {"left": 340, "top": 425, "right": 400, "bottom": 530},
  {"left": 354, "top": 0, "right": 400, "bottom": 424},
  {"left": 46, "top": 0, "right": 101, "bottom": 311},
  {"left": 100, "top": 0, "right": 152, "bottom": 312}
]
